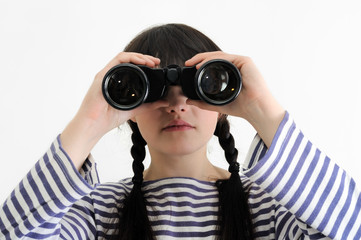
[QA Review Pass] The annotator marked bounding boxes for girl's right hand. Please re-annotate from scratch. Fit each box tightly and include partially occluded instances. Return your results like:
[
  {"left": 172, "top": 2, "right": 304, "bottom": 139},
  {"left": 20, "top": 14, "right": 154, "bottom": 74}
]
[{"left": 60, "top": 52, "right": 169, "bottom": 170}]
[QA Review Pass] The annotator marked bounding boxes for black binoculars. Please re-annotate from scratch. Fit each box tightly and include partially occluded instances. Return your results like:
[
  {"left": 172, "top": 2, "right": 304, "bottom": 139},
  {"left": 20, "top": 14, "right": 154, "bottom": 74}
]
[{"left": 102, "top": 59, "right": 242, "bottom": 110}]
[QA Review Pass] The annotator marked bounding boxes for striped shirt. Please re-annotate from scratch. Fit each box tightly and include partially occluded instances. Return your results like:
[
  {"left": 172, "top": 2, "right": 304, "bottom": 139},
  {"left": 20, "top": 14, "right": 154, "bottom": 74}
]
[{"left": 1, "top": 112, "right": 360, "bottom": 239}]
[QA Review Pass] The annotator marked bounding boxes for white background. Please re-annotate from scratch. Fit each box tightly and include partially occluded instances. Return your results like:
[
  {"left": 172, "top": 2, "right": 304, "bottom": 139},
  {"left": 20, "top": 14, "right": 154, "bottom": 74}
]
[{"left": 0, "top": 0, "right": 360, "bottom": 202}]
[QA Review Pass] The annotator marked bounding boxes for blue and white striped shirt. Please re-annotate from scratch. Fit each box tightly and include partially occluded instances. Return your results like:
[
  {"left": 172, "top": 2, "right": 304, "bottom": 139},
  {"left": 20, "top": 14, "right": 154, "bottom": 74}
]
[{"left": 1, "top": 112, "right": 360, "bottom": 239}]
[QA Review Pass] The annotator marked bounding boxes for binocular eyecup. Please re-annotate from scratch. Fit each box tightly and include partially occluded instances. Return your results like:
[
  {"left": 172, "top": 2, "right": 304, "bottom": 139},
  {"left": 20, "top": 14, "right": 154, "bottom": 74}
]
[{"left": 102, "top": 59, "right": 242, "bottom": 110}]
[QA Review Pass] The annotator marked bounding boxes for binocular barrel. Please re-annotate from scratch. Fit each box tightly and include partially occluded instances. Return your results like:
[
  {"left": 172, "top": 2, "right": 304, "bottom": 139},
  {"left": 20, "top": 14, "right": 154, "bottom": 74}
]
[{"left": 102, "top": 59, "right": 242, "bottom": 110}]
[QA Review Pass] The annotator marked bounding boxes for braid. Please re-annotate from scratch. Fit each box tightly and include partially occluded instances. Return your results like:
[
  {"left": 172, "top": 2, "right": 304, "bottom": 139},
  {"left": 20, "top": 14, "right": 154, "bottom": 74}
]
[
  {"left": 214, "top": 115, "right": 254, "bottom": 240},
  {"left": 215, "top": 115, "right": 239, "bottom": 169},
  {"left": 116, "top": 121, "right": 154, "bottom": 240},
  {"left": 130, "top": 127, "right": 146, "bottom": 185}
]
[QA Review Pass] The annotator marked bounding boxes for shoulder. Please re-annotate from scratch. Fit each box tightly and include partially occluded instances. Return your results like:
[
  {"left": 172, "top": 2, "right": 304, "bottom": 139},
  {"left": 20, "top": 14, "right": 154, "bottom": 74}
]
[
  {"left": 241, "top": 173, "right": 278, "bottom": 211},
  {"left": 86, "top": 178, "right": 133, "bottom": 207}
]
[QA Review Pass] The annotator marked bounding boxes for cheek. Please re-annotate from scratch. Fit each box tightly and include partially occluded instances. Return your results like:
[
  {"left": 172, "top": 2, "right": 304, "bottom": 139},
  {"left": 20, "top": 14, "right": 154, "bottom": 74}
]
[
  {"left": 136, "top": 120, "right": 157, "bottom": 142},
  {"left": 133, "top": 114, "right": 156, "bottom": 139},
  {"left": 197, "top": 111, "right": 219, "bottom": 136}
]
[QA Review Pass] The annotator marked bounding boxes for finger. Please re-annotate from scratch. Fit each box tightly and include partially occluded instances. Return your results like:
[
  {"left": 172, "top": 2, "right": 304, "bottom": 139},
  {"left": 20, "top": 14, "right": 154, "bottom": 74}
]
[
  {"left": 194, "top": 58, "right": 217, "bottom": 69},
  {"left": 185, "top": 51, "right": 220, "bottom": 65},
  {"left": 129, "top": 55, "right": 148, "bottom": 65},
  {"left": 186, "top": 58, "right": 210, "bottom": 69},
  {"left": 196, "top": 60, "right": 209, "bottom": 69},
  {"left": 186, "top": 51, "right": 226, "bottom": 68},
  {"left": 185, "top": 53, "right": 208, "bottom": 66},
  {"left": 106, "top": 53, "right": 158, "bottom": 69},
  {"left": 129, "top": 55, "right": 158, "bottom": 66},
  {"left": 143, "top": 55, "right": 161, "bottom": 65},
  {"left": 132, "top": 55, "right": 160, "bottom": 67},
  {"left": 104, "top": 54, "right": 138, "bottom": 70}
]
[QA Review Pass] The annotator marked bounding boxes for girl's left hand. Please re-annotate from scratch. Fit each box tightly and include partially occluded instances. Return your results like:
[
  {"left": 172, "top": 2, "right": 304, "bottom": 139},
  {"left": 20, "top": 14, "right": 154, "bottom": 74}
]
[{"left": 185, "top": 51, "right": 285, "bottom": 147}]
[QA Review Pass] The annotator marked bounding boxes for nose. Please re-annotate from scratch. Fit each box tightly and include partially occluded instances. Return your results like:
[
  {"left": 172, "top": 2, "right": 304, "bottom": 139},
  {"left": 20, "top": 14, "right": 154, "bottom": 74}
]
[{"left": 164, "top": 86, "right": 189, "bottom": 114}]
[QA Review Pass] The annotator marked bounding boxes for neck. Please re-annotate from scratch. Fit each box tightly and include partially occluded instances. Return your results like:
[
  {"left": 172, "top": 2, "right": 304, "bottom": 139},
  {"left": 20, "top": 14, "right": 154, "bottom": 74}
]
[{"left": 143, "top": 145, "right": 230, "bottom": 182}]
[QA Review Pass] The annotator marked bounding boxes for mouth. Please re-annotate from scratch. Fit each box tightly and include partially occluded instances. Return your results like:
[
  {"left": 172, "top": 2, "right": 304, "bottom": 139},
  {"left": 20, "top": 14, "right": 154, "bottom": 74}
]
[{"left": 162, "top": 120, "right": 195, "bottom": 132}]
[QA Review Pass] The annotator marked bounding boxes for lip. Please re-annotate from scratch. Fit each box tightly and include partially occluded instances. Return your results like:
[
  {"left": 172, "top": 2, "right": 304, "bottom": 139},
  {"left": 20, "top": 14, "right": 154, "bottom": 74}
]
[{"left": 162, "top": 119, "right": 195, "bottom": 132}]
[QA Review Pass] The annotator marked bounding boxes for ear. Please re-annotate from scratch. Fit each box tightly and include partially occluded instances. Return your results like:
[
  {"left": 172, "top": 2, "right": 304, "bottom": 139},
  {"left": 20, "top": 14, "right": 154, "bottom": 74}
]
[{"left": 130, "top": 117, "right": 137, "bottom": 123}]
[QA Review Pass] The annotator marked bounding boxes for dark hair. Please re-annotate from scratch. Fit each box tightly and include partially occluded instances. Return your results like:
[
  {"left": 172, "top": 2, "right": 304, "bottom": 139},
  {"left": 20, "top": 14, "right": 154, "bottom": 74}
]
[{"left": 116, "top": 23, "right": 254, "bottom": 240}]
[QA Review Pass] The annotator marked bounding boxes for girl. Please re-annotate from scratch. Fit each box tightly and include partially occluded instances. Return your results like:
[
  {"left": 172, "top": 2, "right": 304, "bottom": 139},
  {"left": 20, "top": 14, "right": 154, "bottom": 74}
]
[{"left": 0, "top": 24, "right": 360, "bottom": 239}]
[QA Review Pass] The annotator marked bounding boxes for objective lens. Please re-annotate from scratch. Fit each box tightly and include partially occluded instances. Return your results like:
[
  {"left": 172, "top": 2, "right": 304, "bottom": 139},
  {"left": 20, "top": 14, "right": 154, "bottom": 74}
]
[
  {"left": 196, "top": 60, "right": 241, "bottom": 105},
  {"left": 200, "top": 65, "right": 229, "bottom": 94},
  {"left": 102, "top": 64, "right": 148, "bottom": 110}
]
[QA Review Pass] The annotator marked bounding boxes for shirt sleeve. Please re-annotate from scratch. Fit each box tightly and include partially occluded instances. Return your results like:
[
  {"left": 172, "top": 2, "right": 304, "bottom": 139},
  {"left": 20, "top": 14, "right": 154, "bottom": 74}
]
[
  {"left": 0, "top": 135, "right": 99, "bottom": 239},
  {"left": 243, "top": 111, "right": 361, "bottom": 240}
]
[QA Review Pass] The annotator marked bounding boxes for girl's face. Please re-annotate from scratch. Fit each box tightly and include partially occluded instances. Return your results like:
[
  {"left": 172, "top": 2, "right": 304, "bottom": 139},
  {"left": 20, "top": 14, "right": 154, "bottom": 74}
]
[{"left": 133, "top": 86, "right": 219, "bottom": 157}]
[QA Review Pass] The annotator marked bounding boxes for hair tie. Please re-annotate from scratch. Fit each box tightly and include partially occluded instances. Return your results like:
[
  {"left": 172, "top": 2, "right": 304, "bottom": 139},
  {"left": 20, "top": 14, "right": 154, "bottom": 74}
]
[{"left": 228, "top": 161, "right": 240, "bottom": 173}]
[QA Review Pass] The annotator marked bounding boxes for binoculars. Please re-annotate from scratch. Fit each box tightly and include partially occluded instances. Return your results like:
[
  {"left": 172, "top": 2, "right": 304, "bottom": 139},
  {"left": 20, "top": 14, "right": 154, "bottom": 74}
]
[{"left": 102, "top": 59, "right": 242, "bottom": 110}]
